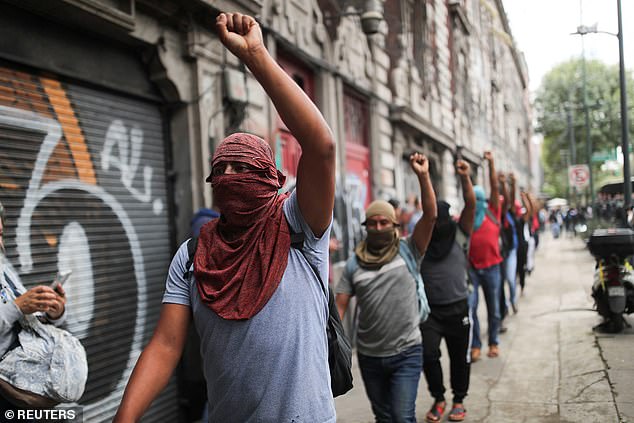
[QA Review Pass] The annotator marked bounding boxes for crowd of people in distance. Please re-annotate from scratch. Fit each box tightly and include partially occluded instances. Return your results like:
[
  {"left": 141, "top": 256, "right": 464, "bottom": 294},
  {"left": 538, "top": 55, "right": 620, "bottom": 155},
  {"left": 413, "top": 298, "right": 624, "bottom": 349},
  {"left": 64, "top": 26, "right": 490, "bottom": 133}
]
[{"left": 0, "top": 11, "right": 551, "bottom": 423}]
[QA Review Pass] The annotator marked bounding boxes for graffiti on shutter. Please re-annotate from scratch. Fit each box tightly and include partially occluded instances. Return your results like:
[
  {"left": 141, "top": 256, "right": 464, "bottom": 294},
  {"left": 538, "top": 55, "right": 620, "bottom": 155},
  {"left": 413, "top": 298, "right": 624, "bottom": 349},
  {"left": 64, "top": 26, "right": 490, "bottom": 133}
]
[{"left": 0, "top": 66, "right": 174, "bottom": 420}]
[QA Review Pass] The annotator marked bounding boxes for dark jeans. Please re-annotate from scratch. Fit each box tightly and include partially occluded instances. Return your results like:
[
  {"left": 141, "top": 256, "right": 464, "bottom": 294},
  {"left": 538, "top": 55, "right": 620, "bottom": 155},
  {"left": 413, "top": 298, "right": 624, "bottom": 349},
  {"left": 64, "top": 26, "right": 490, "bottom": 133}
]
[
  {"left": 517, "top": 242, "right": 528, "bottom": 291},
  {"left": 421, "top": 299, "right": 471, "bottom": 404},
  {"left": 468, "top": 264, "right": 502, "bottom": 348},
  {"left": 358, "top": 344, "right": 422, "bottom": 423}
]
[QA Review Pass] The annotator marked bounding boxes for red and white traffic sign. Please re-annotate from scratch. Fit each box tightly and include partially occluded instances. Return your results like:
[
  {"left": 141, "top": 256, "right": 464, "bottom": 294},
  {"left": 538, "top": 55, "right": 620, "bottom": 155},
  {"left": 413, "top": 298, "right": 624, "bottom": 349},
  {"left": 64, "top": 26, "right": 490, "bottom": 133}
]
[{"left": 568, "top": 165, "right": 590, "bottom": 189}]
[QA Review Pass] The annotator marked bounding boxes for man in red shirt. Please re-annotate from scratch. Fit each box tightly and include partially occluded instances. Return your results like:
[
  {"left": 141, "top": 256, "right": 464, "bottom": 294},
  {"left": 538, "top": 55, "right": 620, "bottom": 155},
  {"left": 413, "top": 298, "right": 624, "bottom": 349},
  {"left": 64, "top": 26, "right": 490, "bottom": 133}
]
[{"left": 467, "top": 152, "right": 508, "bottom": 361}]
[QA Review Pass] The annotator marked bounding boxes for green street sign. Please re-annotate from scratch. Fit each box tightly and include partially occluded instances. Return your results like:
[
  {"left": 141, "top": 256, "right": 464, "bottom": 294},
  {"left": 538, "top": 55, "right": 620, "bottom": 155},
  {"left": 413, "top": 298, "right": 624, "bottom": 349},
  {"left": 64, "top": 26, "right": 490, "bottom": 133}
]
[{"left": 591, "top": 149, "right": 617, "bottom": 163}]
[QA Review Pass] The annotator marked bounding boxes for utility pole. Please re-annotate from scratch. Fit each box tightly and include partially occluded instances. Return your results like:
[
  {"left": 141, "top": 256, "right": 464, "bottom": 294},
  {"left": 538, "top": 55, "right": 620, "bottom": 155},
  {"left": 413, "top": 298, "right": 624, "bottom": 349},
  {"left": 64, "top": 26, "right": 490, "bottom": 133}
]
[
  {"left": 573, "top": 0, "right": 630, "bottom": 223},
  {"left": 581, "top": 39, "right": 594, "bottom": 207},
  {"left": 567, "top": 108, "right": 577, "bottom": 165},
  {"left": 617, "top": 0, "right": 631, "bottom": 219},
  {"left": 567, "top": 108, "right": 577, "bottom": 205}
]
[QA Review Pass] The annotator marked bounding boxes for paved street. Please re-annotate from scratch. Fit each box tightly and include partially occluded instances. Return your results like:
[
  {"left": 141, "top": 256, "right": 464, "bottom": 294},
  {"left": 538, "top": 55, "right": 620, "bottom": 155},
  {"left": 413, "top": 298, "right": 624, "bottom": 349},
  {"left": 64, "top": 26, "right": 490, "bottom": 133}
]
[{"left": 335, "top": 232, "right": 634, "bottom": 422}]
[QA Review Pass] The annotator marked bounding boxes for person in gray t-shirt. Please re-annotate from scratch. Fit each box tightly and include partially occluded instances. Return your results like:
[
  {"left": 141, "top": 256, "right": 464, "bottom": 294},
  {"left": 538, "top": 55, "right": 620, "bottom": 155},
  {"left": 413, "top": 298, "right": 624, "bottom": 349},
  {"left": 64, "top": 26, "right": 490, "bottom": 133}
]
[
  {"left": 419, "top": 160, "right": 475, "bottom": 423},
  {"left": 115, "top": 12, "right": 337, "bottom": 423},
  {"left": 336, "top": 153, "right": 437, "bottom": 423}
]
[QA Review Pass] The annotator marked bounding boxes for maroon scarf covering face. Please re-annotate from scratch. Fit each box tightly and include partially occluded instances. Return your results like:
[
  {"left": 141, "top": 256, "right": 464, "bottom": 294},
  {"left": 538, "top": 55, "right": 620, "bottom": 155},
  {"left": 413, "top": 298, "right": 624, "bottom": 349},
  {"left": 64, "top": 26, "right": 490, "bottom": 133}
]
[{"left": 194, "top": 133, "right": 291, "bottom": 320}]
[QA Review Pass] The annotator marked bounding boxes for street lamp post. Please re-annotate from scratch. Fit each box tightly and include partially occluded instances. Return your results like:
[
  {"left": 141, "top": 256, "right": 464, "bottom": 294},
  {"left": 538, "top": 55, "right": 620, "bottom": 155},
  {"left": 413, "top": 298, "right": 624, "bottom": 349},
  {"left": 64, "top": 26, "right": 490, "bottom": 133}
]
[{"left": 574, "top": 0, "right": 630, "bottom": 224}]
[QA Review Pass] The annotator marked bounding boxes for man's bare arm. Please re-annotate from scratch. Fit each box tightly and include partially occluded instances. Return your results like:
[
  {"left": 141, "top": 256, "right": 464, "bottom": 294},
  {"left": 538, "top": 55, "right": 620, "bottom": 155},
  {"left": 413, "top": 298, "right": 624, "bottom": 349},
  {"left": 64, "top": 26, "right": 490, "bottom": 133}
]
[
  {"left": 216, "top": 13, "right": 335, "bottom": 237},
  {"left": 411, "top": 153, "right": 437, "bottom": 255},
  {"left": 520, "top": 191, "right": 532, "bottom": 222},
  {"left": 499, "top": 172, "right": 510, "bottom": 213},
  {"left": 509, "top": 173, "right": 517, "bottom": 208},
  {"left": 457, "top": 160, "right": 476, "bottom": 235},
  {"left": 335, "top": 293, "right": 351, "bottom": 321},
  {"left": 114, "top": 304, "right": 191, "bottom": 423},
  {"left": 484, "top": 151, "right": 499, "bottom": 210}
]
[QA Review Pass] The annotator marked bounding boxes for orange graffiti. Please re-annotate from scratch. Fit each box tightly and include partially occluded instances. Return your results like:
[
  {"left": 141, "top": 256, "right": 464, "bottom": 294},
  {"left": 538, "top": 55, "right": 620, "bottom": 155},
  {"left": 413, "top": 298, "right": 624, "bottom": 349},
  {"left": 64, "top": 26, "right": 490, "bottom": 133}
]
[
  {"left": 41, "top": 77, "right": 97, "bottom": 186},
  {"left": 0, "top": 67, "right": 100, "bottom": 189},
  {"left": 0, "top": 68, "right": 53, "bottom": 119}
]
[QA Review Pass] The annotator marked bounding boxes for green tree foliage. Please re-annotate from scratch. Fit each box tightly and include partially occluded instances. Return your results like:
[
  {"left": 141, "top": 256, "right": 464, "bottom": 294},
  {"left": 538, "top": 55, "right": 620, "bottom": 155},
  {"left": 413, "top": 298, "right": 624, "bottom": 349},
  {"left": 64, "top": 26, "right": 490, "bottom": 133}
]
[{"left": 535, "top": 59, "right": 634, "bottom": 197}]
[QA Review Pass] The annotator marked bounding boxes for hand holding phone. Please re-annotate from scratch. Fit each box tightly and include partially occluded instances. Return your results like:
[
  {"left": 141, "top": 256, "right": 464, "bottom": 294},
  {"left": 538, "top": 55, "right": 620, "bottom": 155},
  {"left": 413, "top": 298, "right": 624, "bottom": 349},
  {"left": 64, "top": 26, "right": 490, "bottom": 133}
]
[{"left": 51, "top": 270, "right": 72, "bottom": 291}]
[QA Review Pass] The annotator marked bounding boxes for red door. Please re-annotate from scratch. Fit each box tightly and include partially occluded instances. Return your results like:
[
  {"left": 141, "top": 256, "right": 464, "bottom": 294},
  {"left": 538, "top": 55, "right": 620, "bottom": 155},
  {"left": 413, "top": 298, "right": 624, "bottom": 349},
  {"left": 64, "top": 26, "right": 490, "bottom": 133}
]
[
  {"left": 344, "top": 88, "right": 372, "bottom": 209},
  {"left": 275, "top": 53, "right": 315, "bottom": 186}
]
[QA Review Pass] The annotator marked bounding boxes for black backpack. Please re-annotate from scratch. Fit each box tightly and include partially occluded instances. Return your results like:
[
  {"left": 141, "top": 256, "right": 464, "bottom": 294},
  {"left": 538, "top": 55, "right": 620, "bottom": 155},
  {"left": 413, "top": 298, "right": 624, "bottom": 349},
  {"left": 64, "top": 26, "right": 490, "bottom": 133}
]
[
  {"left": 183, "top": 231, "right": 353, "bottom": 398},
  {"left": 499, "top": 213, "right": 516, "bottom": 258}
]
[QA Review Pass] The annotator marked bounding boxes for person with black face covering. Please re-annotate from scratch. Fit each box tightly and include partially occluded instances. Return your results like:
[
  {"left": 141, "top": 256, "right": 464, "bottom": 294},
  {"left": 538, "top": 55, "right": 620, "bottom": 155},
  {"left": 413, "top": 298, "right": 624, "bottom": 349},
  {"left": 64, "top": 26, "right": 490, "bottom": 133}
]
[
  {"left": 336, "top": 153, "right": 437, "bottom": 423},
  {"left": 419, "top": 160, "right": 475, "bottom": 423}
]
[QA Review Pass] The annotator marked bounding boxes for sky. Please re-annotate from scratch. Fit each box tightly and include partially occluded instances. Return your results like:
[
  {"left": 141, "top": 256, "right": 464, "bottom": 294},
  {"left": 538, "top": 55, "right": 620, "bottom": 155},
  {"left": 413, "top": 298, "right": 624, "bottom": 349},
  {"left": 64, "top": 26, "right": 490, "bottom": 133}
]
[{"left": 503, "top": 0, "right": 634, "bottom": 93}]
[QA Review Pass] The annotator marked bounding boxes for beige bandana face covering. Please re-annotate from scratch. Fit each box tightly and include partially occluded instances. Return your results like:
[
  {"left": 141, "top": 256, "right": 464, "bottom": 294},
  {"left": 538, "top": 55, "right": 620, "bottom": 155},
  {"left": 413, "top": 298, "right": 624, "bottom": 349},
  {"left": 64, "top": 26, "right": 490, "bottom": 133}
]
[{"left": 355, "top": 228, "right": 400, "bottom": 270}]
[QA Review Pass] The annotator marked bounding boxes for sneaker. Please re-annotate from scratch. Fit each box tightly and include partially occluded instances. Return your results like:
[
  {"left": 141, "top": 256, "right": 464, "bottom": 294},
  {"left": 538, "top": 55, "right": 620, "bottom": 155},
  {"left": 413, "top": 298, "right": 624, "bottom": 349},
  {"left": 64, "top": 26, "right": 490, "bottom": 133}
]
[
  {"left": 487, "top": 344, "right": 499, "bottom": 358},
  {"left": 499, "top": 325, "right": 508, "bottom": 334},
  {"left": 511, "top": 303, "right": 518, "bottom": 314},
  {"left": 471, "top": 347, "right": 481, "bottom": 362}
]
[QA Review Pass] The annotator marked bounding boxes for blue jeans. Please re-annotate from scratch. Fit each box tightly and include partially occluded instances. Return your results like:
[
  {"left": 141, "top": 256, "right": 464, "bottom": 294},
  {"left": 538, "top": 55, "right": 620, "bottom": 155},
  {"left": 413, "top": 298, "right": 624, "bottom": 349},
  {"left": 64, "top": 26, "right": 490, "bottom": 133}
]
[
  {"left": 468, "top": 264, "right": 502, "bottom": 349},
  {"left": 503, "top": 247, "right": 518, "bottom": 307},
  {"left": 358, "top": 344, "right": 422, "bottom": 423}
]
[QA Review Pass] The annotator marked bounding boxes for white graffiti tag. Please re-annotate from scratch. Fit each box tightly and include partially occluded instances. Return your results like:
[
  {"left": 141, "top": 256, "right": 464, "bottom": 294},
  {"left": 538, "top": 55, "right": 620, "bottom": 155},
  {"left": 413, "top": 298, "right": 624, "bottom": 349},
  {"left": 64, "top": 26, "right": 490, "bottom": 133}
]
[
  {"left": 101, "top": 120, "right": 163, "bottom": 215},
  {"left": 343, "top": 173, "right": 367, "bottom": 253},
  {"left": 1, "top": 105, "right": 147, "bottom": 416}
]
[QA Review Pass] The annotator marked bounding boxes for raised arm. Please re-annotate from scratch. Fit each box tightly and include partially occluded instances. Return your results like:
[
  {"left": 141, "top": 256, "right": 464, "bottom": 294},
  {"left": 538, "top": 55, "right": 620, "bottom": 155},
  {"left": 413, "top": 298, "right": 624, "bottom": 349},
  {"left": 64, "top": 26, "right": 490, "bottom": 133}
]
[
  {"left": 498, "top": 172, "right": 510, "bottom": 213},
  {"left": 456, "top": 160, "right": 476, "bottom": 235},
  {"left": 509, "top": 172, "right": 517, "bottom": 209},
  {"left": 484, "top": 151, "right": 499, "bottom": 210},
  {"left": 527, "top": 194, "right": 539, "bottom": 218},
  {"left": 410, "top": 153, "right": 437, "bottom": 255},
  {"left": 216, "top": 13, "right": 335, "bottom": 236},
  {"left": 113, "top": 304, "right": 191, "bottom": 423},
  {"left": 520, "top": 191, "right": 532, "bottom": 222}
]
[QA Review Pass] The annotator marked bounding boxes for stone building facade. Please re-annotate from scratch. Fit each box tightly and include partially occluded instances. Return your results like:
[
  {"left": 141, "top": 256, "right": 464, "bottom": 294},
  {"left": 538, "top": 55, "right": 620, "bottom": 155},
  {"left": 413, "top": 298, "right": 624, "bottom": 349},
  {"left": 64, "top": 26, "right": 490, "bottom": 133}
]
[{"left": 0, "top": 0, "right": 532, "bottom": 420}]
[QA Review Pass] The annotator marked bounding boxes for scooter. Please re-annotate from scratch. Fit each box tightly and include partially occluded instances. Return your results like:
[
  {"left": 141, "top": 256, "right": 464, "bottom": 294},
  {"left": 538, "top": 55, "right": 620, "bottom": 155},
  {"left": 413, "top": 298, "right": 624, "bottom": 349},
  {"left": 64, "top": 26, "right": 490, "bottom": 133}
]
[{"left": 588, "top": 228, "right": 634, "bottom": 333}]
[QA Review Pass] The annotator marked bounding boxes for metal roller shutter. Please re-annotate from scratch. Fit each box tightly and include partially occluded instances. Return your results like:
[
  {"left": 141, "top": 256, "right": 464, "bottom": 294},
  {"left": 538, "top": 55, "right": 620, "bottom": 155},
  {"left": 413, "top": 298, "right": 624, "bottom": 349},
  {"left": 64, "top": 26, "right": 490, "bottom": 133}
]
[{"left": 0, "top": 64, "right": 178, "bottom": 421}]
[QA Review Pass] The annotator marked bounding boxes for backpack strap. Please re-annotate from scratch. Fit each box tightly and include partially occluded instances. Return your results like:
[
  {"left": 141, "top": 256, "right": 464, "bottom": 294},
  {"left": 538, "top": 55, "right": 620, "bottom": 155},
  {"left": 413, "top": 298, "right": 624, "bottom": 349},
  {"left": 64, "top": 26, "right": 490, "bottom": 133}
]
[
  {"left": 344, "top": 255, "right": 359, "bottom": 278},
  {"left": 485, "top": 208, "right": 500, "bottom": 227},
  {"left": 289, "top": 230, "right": 305, "bottom": 251},
  {"left": 285, "top": 218, "right": 328, "bottom": 299},
  {"left": 398, "top": 239, "right": 431, "bottom": 323},
  {"left": 183, "top": 236, "right": 198, "bottom": 280},
  {"left": 455, "top": 226, "right": 471, "bottom": 257}
]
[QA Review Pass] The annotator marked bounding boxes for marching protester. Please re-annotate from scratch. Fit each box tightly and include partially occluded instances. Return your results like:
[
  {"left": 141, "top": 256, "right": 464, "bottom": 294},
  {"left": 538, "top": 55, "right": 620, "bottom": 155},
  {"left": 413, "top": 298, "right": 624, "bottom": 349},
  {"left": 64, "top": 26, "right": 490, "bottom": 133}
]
[
  {"left": 499, "top": 172, "right": 520, "bottom": 327},
  {"left": 526, "top": 193, "right": 540, "bottom": 274},
  {"left": 419, "top": 160, "right": 475, "bottom": 423},
  {"left": 115, "top": 11, "right": 337, "bottom": 422},
  {"left": 516, "top": 190, "right": 533, "bottom": 295},
  {"left": 336, "top": 153, "right": 437, "bottom": 423},
  {"left": 467, "top": 152, "right": 508, "bottom": 361},
  {"left": 502, "top": 173, "right": 521, "bottom": 313}
]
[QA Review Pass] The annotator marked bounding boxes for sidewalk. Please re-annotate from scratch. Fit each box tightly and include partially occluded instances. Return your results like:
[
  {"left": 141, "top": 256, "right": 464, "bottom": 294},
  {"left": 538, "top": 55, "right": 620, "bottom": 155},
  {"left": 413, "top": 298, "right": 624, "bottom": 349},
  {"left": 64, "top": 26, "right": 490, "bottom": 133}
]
[{"left": 335, "top": 232, "right": 634, "bottom": 422}]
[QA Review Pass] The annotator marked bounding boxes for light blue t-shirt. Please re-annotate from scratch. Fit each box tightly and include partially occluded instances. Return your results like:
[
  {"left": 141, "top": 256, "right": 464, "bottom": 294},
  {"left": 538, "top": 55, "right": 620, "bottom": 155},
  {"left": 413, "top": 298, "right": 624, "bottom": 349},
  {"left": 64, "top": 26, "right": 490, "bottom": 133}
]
[{"left": 163, "top": 191, "right": 336, "bottom": 423}]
